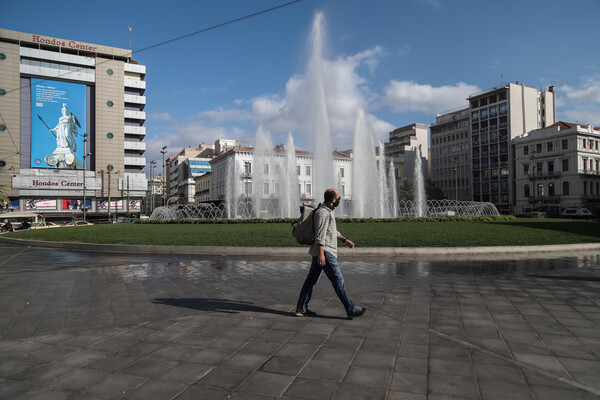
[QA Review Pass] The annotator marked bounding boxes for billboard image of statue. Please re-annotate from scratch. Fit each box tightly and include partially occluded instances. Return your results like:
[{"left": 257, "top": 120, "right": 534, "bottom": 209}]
[{"left": 30, "top": 79, "right": 87, "bottom": 169}]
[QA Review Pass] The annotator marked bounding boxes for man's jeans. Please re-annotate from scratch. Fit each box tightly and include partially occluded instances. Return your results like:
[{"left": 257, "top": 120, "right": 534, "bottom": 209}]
[{"left": 296, "top": 252, "right": 356, "bottom": 313}]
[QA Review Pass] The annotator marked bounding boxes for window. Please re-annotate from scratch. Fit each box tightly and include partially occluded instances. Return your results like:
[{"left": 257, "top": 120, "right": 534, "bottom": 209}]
[
  {"left": 244, "top": 162, "right": 252, "bottom": 175},
  {"left": 306, "top": 184, "right": 311, "bottom": 196},
  {"left": 244, "top": 181, "right": 252, "bottom": 196},
  {"left": 523, "top": 146, "right": 529, "bottom": 156},
  {"left": 263, "top": 183, "right": 269, "bottom": 196},
  {"left": 548, "top": 161, "right": 554, "bottom": 173},
  {"left": 537, "top": 162, "right": 543, "bottom": 174},
  {"left": 562, "top": 159, "right": 569, "bottom": 172},
  {"left": 537, "top": 183, "right": 544, "bottom": 197},
  {"left": 524, "top": 164, "right": 530, "bottom": 175},
  {"left": 306, "top": 166, "right": 311, "bottom": 176},
  {"left": 536, "top": 143, "right": 542, "bottom": 153},
  {"left": 341, "top": 185, "right": 346, "bottom": 196},
  {"left": 297, "top": 165, "right": 301, "bottom": 175},
  {"left": 264, "top": 164, "right": 269, "bottom": 175},
  {"left": 583, "top": 139, "right": 587, "bottom": 149},
  {"left": 562, "top": 139, "right": 568, "bottom": 150},
  {"left": 548, "top": 182, "right": 555, "bottom": 196},
  {"left": 547, "top": 142, "right": 553, "bottom": 152},
  {"left": 563, "top": 181, "right": 570, "bottom": 195},
  {"left": 340, "top": 168, "right": 345, "bottom": 178}
]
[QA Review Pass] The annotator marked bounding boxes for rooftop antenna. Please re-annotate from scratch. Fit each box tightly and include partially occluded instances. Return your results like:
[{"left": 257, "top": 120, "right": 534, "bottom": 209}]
[{"left": 128, "top": 26, "right": 132, "bottom": 59}]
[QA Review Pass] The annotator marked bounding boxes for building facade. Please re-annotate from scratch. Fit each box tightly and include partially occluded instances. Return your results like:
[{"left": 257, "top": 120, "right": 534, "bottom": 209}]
[
  {"left": 430, "top": 107, "right": 471, "bottom": 201},
  {"left": 468, "top": 83, "right": 556, "bottom": 213},
  {"left": 209, "top": 146, "right": 352, "bottom": 217},
  {"left": 166, "top": 145, "right": 213, "bottom": 205},
  {"left": 0, "top": 28, "right": 146, "bottom": 219},
  {"left": 514, "top": 122, "right": 600, "bottom": 216}
]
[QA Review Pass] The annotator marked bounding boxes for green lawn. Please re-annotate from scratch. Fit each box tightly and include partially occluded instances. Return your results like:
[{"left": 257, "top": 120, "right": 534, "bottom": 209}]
[{"left": 5, "top": 219, "right": 599, "bottom": 247}]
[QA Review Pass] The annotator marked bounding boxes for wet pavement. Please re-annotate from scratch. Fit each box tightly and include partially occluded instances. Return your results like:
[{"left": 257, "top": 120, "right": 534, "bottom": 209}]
[{"left": 0, "top": 242, "right": 599, "bottom": 399}]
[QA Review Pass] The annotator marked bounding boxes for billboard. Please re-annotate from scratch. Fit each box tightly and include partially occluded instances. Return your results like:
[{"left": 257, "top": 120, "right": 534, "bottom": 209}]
[
  {"left": 30, "top": 79, "right": 87, "bottom": 169},
  {"left": 62, "top": 199, "right": 91, "bottom": 210},
  {"left": 98, "top": 199, "right": 141, "bottom": 211},
  {"left": 26, "top": 199, "right": 57, "bottom": 210}
]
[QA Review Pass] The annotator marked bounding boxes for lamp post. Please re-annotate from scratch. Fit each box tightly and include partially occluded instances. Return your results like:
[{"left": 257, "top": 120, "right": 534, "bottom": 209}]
[
  {"left": 150, "top": 160, "right": 156, "bottom": 213},
  {"left": 530, "top": 150, "right": 537, "bottom": 211},
  {"left": 82, "top": 133, "right": 91, "bottom": 222},
  {"left": 161, "top": 146, "right": 167, "bottom": 206},
  {"left": 453, "top": 156, "right": 458, "bottom": 202},
  {"left": 107, "top": 165, "right": 113, "bottom": 223}
]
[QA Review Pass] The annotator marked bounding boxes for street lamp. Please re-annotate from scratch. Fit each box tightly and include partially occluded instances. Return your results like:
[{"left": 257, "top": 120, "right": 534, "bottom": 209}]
[
  {"left": 161, "top": 146, "right": 167, "bottom": 206},
  {"left": 150, "top": 160, "right": 157, "bottom": 213},
  {"left": 106, "top": 166, "right": 120, "bottom": 223},
  {"left": 82, "top": 133, "right": 91, "bottom": 222},
  {"left": 453, "top": 156, "right": 458, "bottom": 202}
]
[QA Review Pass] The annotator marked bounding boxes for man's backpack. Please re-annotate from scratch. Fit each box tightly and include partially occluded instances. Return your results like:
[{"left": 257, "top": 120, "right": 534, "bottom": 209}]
[{"left": 291, "top": 204, "right": 320, "bottom": 245}]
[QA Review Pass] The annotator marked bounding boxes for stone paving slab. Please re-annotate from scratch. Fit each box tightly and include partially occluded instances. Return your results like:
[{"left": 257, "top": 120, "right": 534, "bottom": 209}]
[{"left": 0, "top": 244, "right": 599, "bottom": 399}]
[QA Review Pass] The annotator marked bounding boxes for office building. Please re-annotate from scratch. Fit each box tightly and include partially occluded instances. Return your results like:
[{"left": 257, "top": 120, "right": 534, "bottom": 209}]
[
  {"left": 166, "top": 145, "right": 213, "bottom": 205},
  {"left": 430, "top": 107, "right": 471, "bottom": 200},
  {"left": 469, "top": 82, "right": 555, "bottom": 213},
  {"left": 0, "top": 28, "right": 147, "bottom": 219}
]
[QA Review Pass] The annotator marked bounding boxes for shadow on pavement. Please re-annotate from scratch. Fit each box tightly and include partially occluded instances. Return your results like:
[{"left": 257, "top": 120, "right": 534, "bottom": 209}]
[
  {"left": 527, "top": 274, "right": 600, "bottom": 282},
  {"left": 152, "top": 297, "right": 346, "bottom": 320}
]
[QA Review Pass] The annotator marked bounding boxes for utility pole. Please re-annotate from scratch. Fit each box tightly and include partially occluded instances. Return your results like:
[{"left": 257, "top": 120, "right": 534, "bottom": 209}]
[
  {"left": 161, "top": 146, "right": 168, "bottom": 206},
  {"left": 83, "top": 133, "right": 90, "bottom": 222}
]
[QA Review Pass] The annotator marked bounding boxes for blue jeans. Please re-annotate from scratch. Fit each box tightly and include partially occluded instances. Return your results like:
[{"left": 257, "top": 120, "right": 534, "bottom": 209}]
[{"left": 296, "top": 252, "right": 356, "bottom": 313}]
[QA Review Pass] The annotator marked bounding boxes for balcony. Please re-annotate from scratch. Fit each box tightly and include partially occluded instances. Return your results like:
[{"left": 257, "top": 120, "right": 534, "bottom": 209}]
[
  {"left": 124, "top": 141, "right": 146, "bottom": 151},
  {"left": 124, "top": 126, "right": 146, "bottom": 136},
  {"left": 124, "top": 110, "right": 146, "bottom": 120},
  {"left": 580, "top": 169, "right": 600, "bottom": 176}
]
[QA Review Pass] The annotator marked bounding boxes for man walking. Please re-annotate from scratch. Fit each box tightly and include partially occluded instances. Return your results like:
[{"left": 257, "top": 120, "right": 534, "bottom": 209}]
[{"left": 296, "top": 188, "right": 367, "bottom": 319}]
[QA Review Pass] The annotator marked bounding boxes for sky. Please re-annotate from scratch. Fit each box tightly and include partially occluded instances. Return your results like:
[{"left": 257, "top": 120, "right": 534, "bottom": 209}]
[{"left": 2, "top": 0, "right": 600, "bottom": 175}]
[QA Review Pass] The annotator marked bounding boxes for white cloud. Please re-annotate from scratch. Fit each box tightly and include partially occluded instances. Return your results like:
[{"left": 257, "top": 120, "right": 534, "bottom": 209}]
[
  {"left": 414, "top": 0, "right": 443, "bottom": 11},
  {"left": 560, "top": 76, "right": 600, "bottom": 103},
  {"left": 147, "top": 112, "right": 171, "bottom": 121},
  {"left": 250, "top": 46, "right": 392, "bottom": 148},
  {"left": 197, "top": 107, "right": 252, "bottom": 124},
  {"left": 379, "top": 80, "right": 479, "bottom": 114},
  {"left": 144, "top": 117, "right": 249, "bottom": 166},
  {"left": 558, "top": 75, "right": 600, "bottom": 125}
]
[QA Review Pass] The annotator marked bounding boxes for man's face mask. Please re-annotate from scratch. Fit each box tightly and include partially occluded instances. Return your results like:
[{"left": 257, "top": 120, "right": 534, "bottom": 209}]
[{"left": 333, "top": 197, "right": 341, "bottom": 208}]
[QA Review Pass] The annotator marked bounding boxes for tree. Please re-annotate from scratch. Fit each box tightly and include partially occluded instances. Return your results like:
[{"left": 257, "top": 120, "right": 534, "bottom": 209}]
[
  {"left": 399, "top": 178, "right": 415, "bottom": 201},
  {"left": 426, "top": 179, "right": 446, "bottom": 200}
]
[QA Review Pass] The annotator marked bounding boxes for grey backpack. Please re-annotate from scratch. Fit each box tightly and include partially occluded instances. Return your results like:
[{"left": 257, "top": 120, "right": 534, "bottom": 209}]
[{"left": 292, "top": 204, "right": 321, "bottom": 245}]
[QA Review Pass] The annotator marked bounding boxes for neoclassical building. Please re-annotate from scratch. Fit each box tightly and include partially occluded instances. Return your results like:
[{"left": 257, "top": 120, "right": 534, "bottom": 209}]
[{"left": 514, "top": 121, "right": 600, "bottom": 216}]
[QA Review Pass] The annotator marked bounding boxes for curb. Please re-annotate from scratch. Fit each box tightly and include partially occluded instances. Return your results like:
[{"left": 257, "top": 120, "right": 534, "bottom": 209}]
[{"left": 2, "top": 236, "right": 600, "bottom": 258}]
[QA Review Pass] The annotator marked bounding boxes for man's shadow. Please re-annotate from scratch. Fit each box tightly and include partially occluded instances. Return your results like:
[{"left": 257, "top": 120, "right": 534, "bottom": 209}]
[{"left": 152, "top": 298, "right": 344, "bottom": 320}]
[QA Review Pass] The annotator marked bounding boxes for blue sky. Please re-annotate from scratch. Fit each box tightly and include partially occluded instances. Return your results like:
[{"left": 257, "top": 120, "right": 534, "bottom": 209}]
[{"left": 3, "top": 0, "right": 600, "bottom": 173}]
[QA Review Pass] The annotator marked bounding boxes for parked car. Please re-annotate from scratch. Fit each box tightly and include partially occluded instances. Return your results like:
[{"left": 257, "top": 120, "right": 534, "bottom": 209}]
[
  {"left": 560, "top": 207, "right": 594, "bottom": 219},
  {"left": 63, "top": 221, "right": 94, "bottom": 227}
]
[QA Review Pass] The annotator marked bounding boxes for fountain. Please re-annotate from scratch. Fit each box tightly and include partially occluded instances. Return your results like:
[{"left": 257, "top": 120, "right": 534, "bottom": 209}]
[
  {"left": 150, "top": 12, "right": 501, "bottom": 221},
  {"left": 414, "top": 145, "right": 426, "bottom": 217}
]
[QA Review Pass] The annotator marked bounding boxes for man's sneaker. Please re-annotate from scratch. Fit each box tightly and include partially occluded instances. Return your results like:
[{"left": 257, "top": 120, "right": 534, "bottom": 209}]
[
  {"left": 295, "top": 309, "right": 317, "bottom": 317},
  {"left": 347, "top": 307, "right": 367, "bottom": 320}
]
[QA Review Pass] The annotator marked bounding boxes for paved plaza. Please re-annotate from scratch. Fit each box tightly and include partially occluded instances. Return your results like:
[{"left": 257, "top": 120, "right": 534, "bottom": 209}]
[{"left": 0, "top": 241, "right": 599, "bottom": 399}]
